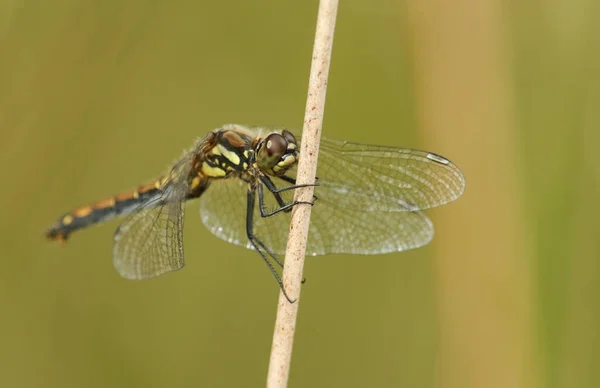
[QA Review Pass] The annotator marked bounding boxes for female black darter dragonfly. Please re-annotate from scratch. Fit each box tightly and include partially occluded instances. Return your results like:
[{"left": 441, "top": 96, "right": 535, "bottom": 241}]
[{"left": 46, "top": 124, "right": 466, "bottom": 302}]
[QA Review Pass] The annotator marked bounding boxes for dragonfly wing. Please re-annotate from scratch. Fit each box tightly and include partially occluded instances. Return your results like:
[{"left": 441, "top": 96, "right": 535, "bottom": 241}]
[
  {"left": 315, "top": 136, "right": 466, "bottom": 212},
  {"left": 299, "top": 136, "right": 463, "bottom": 254},
  {"left": 113, "top": 154, "right": 194, "bottom": 279}
]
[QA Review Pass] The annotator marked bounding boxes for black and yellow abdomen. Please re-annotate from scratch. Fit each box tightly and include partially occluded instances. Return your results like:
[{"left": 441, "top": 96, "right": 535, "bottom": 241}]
[{"left": 46, "top": 179, "right": 165, "bottom": 242}]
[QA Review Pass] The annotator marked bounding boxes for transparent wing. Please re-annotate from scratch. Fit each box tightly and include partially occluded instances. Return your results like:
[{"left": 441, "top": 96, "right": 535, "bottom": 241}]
[
  {"left": 200, "top": 135, "right": 465, "bottom": 256},
  {"left": 113, "top": 154, "right": 194, "bottom": 279},
  {"left": 316, "top": 137, "right": 465, "bottom": 212}
]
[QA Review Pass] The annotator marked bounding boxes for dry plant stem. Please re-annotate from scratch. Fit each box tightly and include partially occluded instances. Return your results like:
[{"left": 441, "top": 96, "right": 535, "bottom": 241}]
[{"left": 266, "top": 0, "right": 339, "bottom": 387}]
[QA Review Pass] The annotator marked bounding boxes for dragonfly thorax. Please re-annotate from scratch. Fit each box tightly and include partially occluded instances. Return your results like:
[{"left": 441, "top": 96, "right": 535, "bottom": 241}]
[{"left": 198, "top": 128, "right": 257, "bottom": 178}]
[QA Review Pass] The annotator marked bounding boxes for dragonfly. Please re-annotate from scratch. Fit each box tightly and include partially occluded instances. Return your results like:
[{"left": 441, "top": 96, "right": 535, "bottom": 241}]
[{"left": 46, "top": 124, "right": 466, "bottom": 302}]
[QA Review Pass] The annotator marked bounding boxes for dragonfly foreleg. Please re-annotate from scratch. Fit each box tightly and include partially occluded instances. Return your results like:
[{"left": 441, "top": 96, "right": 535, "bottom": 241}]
[
  {"left": 276, "top": 174, "right": 319, "bottom": 184},
  {"left": 258, "top": 175, "right": 316, "bottom": 216},
  {"left": 256, "top": 181, "right": 314, "bottom": 218},
  {"left": 274, "top": 174, "right": 320, "bottom": 203}
]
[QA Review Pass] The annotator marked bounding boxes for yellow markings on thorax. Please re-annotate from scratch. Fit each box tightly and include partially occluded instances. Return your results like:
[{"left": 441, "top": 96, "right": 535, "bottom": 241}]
[
  {"left": 201, "top": 143, "right": 245, "bottom": 178},
  {"left": 190, "top": 176, "right": 202, "bottom": 191},
  {"left": 217, "top": 144, "right": 240, "bottom": 166},
  {"left": 209, "top": 144, "right": 241, "bottom": 166},
  {"left": 201, "top": 162, "right": 227, "bottom": 177}
]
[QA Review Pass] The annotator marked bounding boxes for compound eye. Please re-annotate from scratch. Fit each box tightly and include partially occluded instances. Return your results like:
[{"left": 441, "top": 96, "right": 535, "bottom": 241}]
[
  {"left": 282, "top": 130, "right": 297, "bottom": 147},
  {"left": 264, "top": 133, "right": 287, "bottom": 158}
]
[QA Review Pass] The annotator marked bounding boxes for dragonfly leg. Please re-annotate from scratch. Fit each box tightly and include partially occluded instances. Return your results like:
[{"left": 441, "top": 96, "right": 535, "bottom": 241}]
[
  {"left": 265, "top": 174, "right": 319, "bottom": 194},
  {"left": 274, "top": 174, "right": 319, "bottom": 203},
  {"left": 256, "top": 182, "right": 314, "bottom": 218},
  {"left": 246, "top": 187, "right": 296, "bottom": 303},
  {"left": 258, "top": 175, "right": 317, "bottom": 216}
]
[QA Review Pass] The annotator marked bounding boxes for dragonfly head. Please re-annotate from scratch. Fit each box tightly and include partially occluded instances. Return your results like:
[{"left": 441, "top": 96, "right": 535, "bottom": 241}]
[{"left": 256, "top": 130, "right": 298, "bottom": 176}]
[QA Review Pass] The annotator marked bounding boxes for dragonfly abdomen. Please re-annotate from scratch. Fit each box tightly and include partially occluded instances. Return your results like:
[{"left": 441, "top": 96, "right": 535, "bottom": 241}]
[{"left": 46, "top": 179, "right": 165, "bottom": 242}]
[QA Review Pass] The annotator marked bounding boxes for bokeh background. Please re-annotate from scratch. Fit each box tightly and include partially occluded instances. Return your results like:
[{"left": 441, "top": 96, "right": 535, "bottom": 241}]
[{"left": 1, "top": 1, "right": 598, "bottom": 387}]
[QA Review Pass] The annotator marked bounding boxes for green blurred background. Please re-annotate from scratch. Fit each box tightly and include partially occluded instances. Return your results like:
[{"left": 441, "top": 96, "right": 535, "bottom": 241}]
[{"left": 1, "top": 1, "right": 598, "bottom": 387}]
